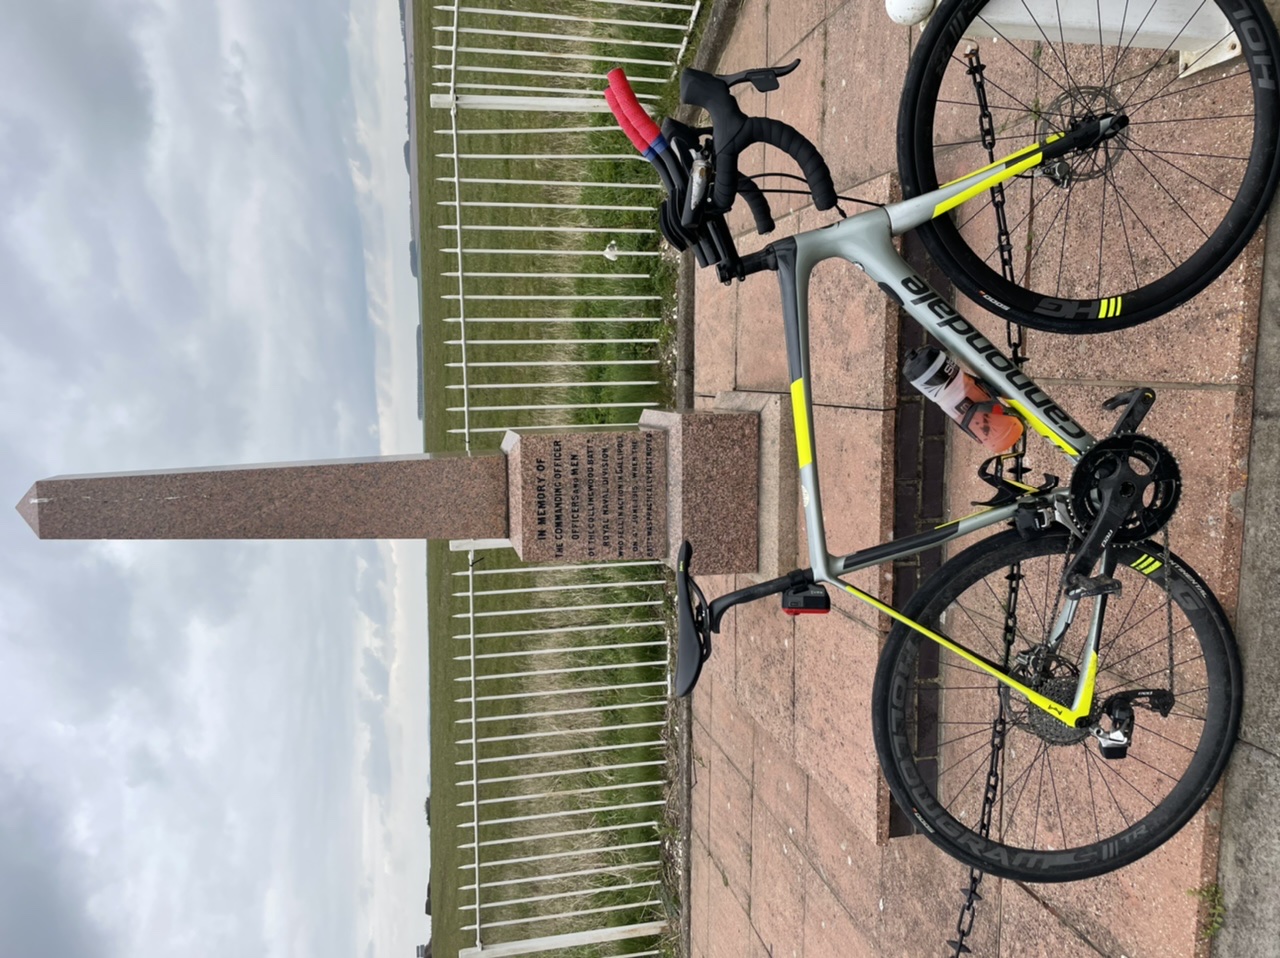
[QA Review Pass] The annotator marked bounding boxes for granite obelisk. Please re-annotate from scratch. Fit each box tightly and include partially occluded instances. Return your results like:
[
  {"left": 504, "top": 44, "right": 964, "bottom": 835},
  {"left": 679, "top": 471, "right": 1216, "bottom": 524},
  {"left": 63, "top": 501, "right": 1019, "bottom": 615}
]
[{"left": 16, "top": 453, "right": 508, "bottom": 540}]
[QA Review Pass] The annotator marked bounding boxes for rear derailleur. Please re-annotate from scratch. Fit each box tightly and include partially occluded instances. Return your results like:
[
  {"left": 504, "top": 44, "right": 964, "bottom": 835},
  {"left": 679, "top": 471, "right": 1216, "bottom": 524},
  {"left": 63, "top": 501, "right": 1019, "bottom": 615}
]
[{"left": 1091, "top": 688, "right": 1176, "bottom": 759}]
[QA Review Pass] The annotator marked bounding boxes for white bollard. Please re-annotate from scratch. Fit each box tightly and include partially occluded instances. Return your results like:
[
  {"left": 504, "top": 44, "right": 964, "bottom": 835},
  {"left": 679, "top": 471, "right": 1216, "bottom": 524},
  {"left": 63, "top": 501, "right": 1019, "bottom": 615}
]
[{"left": 885, "top": 0, "right": 936, "bottom": 26}]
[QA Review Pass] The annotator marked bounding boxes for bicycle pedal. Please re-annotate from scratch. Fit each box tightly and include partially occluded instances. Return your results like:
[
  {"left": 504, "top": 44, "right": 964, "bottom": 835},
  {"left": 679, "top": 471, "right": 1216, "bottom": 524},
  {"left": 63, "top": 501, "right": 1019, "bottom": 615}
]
[
  {"left": 1064, "top": 573, "right": 1123, "bottom": 599},
  {"left": 782, "top": 583, "right": 830, "bottom": 615}
]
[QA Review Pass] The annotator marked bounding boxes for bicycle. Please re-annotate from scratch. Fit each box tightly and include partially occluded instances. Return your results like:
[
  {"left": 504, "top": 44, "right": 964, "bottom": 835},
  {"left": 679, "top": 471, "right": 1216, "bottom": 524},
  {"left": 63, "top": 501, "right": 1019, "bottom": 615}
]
[{"left": 604, "top": 0, "right": 1280, "bottom": 883}]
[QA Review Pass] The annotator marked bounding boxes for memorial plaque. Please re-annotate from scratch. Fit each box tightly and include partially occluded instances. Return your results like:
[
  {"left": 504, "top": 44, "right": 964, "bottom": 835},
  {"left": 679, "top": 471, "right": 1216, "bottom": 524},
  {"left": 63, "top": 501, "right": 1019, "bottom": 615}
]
[{"left": 504, "top": 431, "right": 667, "bottom": 563}]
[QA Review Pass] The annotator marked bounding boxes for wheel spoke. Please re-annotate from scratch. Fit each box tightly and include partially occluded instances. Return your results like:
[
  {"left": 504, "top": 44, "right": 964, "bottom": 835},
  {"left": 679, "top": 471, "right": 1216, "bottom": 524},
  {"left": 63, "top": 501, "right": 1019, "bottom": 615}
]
[
  {"left": 1125, "top": 64, "right": 1252, "bottom": 117},
  {"left": 1125, "top": 31, "right": 1240, "bottom": 119},
  {"left": 1117, "top": 0, "right": 1214, "bottom": 114},
  {"left": 974, "top": 15, "right": 1080, "bottom": 107},
  {"left": 1103, "top": 163, "right": 1179, "bottom": 268},
  {"left": 1124, "top": 135, "right": 1241, "bottom": 205}
]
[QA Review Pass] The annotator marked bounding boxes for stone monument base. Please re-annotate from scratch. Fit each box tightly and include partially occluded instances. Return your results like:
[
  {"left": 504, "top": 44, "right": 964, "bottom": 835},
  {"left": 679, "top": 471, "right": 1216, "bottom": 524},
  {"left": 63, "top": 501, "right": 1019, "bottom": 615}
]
[{"left": 503, "top": 407, "right": 761, "bottom": 573}]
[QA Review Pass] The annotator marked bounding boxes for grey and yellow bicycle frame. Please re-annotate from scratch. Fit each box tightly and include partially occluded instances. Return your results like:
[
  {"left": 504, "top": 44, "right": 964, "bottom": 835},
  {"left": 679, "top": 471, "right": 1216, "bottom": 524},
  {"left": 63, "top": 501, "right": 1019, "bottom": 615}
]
[{"left": 707, "top": 125, "right": 1132, "bottom": 727}]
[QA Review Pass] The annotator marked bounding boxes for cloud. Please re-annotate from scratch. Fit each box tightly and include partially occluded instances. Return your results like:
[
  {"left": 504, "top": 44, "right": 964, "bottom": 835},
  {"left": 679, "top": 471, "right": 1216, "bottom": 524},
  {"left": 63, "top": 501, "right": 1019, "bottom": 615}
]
[
  {"left": 0, "top": 0, "right": 427, "bottom": 954},
  {"left": 0, "top": 775, "right": 111, "bottom": 957}
]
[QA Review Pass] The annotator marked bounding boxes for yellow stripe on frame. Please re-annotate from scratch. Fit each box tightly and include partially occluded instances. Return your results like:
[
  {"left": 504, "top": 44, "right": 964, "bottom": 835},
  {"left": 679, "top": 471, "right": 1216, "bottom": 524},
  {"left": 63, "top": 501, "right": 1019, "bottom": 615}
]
[
  {"left": 937, "top": 133, "right": 1065, "bottom": 189},
  {"left": 1002, "top": 398, "right": 1079, "bottom": 455},
  {"left": 790, "top": 379, "right": 813, "bottom": 469},
  {"left": 936, "top": 506, "right": 995, "bottom": 529},
  {"left": 840, "top": 581, "right": 1096, "bottom": 725},
  {"left": 933, "top": 152, "right": 1044, "bottom": 218},
  {"left": 938, "top": 140, "right": 1043, "bottom": 188}
]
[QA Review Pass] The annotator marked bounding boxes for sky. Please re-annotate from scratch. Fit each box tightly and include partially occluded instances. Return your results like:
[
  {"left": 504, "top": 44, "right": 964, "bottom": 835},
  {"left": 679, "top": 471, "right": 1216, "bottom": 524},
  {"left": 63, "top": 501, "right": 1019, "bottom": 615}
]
[{"left": 0, "top": 0, "right": 431, "bottom": 956}]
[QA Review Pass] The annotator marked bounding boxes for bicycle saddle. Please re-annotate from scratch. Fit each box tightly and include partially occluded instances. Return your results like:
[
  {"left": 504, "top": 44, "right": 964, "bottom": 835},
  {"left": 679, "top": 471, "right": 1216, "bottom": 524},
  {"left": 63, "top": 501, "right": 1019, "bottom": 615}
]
[{"left": 675, "top": 540, "right": 711, "bottom": 697}]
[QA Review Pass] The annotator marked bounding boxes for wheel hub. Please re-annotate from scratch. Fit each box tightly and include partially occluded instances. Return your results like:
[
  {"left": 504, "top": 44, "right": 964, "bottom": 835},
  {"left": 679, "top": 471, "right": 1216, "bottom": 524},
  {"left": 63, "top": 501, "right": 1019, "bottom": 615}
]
[{"left": 1037, "top": 86, "right": 1128, "bottom": 183}]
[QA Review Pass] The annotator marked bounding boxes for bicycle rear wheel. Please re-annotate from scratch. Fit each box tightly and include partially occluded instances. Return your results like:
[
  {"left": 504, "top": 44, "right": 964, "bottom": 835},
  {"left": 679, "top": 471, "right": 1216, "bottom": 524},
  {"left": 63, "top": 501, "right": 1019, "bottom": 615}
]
[
  {"left": 871, "top": 529, "right": 1241, "bottom": 882},
  {"left": 898, "top": 0, "right": 1280, "bottom": 333}
]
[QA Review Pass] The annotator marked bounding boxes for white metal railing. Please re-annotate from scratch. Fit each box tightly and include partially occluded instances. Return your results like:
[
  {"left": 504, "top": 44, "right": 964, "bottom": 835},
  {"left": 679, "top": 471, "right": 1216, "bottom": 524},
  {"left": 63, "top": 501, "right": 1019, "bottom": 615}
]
[{"left": 429, "top": 0, "right": 701, "bottom": 953}]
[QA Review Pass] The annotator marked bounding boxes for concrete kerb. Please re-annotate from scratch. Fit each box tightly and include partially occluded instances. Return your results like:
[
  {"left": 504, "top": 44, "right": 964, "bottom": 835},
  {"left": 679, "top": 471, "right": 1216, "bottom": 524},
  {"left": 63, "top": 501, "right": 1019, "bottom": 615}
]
[
  {"left": 1219, "top": 202, "right": 1280, "bottom": 958},
  {"left": 671, "top": 5, "right": 748, "bottom": 957}
]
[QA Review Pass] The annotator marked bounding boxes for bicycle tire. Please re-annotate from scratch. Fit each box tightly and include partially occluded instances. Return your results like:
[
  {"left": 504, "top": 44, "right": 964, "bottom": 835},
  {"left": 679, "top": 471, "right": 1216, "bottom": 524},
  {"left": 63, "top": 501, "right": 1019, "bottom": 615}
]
[
  {"left": 898, "top": 0, "right": 1280, "bottom": 333},
  {"left": 870, "top": 528, "right": 1241, "bottom": 882}
]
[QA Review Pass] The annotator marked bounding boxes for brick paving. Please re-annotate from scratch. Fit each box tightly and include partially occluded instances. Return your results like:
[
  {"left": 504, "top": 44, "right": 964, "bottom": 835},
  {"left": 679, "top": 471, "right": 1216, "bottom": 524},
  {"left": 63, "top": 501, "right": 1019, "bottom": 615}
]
[{"left": 687, "top": 1, "right": 1267, "bottom": 955}]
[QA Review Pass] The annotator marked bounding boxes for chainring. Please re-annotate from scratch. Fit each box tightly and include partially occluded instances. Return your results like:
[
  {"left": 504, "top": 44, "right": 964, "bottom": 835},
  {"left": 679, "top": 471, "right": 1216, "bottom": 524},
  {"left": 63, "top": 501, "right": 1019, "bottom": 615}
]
[{"left": 1068, "top": 434, "right": 1180, "bottom": 542}]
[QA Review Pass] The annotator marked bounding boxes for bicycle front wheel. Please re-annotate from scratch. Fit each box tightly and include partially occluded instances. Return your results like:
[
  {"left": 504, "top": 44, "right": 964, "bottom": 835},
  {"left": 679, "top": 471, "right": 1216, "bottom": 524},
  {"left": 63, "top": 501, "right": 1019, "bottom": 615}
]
[
  {"left": 899, "top": 0, "right": 1280, "bottom": 333},
  {"left": 871, "top": 529, "right": 1241, "bottom": 882}
]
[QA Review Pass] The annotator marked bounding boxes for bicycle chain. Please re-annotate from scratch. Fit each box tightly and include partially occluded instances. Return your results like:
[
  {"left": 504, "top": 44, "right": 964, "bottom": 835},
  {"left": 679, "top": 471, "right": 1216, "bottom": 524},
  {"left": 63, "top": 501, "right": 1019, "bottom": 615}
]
[
  {"left": 1163, "top": 524, "right": 1175, "bottom": 696},
  {"left": 945, "top": 59, "right": 1180, "bottom": 950},
  {"left": 948, "top": 48, "right": 1024, "bottom": 958},
  {"left": 947, "top": 565, "right": 1017, "bottom": 955}
]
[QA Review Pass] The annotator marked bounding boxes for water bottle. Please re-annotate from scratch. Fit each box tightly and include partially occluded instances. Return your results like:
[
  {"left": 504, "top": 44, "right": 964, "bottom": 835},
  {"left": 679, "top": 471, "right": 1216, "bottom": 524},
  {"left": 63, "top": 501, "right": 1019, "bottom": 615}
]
[{"left": 904, "top": 346, "right": 1023, "bottom": 454}]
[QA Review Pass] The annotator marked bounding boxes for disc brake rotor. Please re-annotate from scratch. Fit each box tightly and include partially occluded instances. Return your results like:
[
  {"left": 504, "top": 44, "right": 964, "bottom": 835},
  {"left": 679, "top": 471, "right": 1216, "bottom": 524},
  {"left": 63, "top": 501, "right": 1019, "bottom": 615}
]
[{"left": 1036, "top": 85, "right": 1128, "bottom": 183}]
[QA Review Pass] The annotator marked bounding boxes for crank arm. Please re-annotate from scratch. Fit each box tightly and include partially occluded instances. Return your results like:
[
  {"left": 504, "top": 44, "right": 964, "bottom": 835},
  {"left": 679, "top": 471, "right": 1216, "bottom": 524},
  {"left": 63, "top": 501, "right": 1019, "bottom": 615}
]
[
  {"left": 1103, "top": 387, "right": 1156, "bottom": 437},
  {"left": 1062, "top": 474, "right": 1138, "bottom": 597}
]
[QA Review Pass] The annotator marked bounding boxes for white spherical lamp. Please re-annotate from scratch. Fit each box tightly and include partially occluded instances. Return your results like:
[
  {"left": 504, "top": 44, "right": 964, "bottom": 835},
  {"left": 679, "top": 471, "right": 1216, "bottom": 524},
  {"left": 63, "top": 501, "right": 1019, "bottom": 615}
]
[{"left": 885, "top": 0, "right": 937, "bottom": 26}]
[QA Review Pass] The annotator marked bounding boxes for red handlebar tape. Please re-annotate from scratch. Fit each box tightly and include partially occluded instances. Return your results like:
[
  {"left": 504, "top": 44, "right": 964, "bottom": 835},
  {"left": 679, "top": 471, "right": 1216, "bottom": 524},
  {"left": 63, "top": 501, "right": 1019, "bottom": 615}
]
[
  {"left": 604, "top": 88, "right": 649, "bottom": 153},
  {"left": 606, "top": 68, "right": 665, "bottom": 156}
]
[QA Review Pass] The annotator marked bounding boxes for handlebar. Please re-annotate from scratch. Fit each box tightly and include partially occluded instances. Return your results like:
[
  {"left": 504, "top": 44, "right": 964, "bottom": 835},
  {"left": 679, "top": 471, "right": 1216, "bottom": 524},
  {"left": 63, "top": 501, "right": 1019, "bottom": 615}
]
[
  {"left": 606, "top": 69, "right": 663, "bottom": 152},
  {"left": 602, "top": 62, "right": 837, "bottom": 276},
  {"left": 678, "top": 67, "right": 838, "bottom": 213}
]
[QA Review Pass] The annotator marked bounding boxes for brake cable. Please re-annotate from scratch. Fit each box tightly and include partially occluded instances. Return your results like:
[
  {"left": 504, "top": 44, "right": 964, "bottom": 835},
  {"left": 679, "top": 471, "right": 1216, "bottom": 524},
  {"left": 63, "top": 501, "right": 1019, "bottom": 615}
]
[{"left": 743, "top": 171, "right": 882, "bottom": 211}]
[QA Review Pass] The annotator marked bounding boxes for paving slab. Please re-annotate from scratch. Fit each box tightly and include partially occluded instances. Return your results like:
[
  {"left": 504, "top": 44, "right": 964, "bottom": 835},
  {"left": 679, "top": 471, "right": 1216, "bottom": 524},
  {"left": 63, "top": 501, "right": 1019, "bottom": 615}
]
[
  {"left": 694, "top": 266, "right": 738, "bottom": 399},
  {"left": 750, "top": 796, "right": 810, "bottom": 958},
  {"left": 734, "top": 264, "right": 791, "bottom": 391},
  {"left": 804, "top": 774, "right": 884, "bottom": 921},
  {"left": 819, "top": 0, "right": 912, "bottom": 193},
  {"left": 706, "top": 735, "right": 755, "bottom": 912},
  {"left": 733, "top": 576, "right": 797, "bottom": 749},
  {"left": 690, "top": 833, "right": 712, "bottom": 958},
  {"left": 793, "top": 609, "right": 887, "bottom": 848},
  {"left": 802, "top": 864, "right": 876, "bottom": 958},
  {"left": 705, "top": 855, "right": 755, "bottom": 958},
  {"left": 997, "top": 882, "right": 1106, "bottom": 958},
  {"left": 753, "top": 724, "right": 809, "bottom": 840}
]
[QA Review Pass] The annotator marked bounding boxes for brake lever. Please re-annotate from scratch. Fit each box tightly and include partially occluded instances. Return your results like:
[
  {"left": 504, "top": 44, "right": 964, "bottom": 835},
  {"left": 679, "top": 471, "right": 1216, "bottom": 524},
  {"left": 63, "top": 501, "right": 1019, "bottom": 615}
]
[
  {"left": 720, "top": 58, "right": 801, "bottom": 93},
  {"left": 682, "top": 152, "right": 711, "bottom": 227}
]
